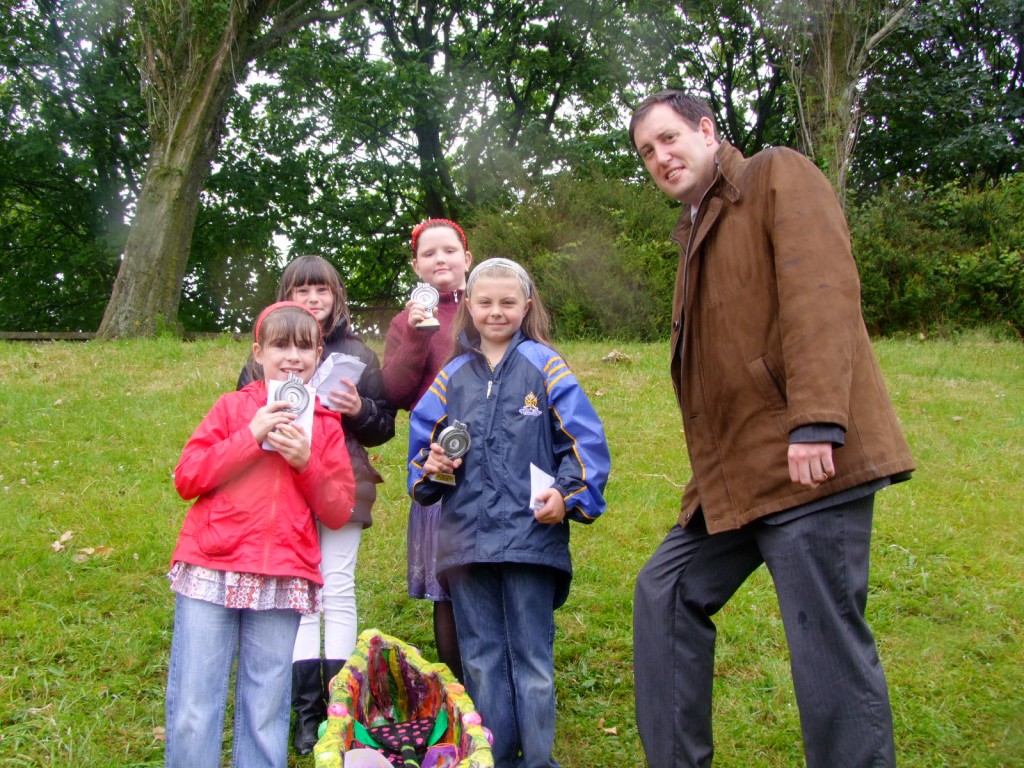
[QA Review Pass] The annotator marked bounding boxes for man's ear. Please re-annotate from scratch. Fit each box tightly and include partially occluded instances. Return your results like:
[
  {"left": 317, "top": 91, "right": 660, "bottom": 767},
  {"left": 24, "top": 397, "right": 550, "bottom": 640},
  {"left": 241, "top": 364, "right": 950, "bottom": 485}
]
[{"left": 699, "top": 116, "right": 717, "bottom": 145}]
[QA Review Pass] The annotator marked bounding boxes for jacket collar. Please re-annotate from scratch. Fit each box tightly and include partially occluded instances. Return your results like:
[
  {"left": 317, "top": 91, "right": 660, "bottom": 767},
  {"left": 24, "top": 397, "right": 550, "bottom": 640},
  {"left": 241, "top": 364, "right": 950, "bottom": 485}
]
[
  {"left": 457, "top": 328, "right": 526, "bottom": 366},
  {"left": 324, "top": 315, "right": 351, "bottom": 345},
  {"left": 439, "top": 288, "right": 463, "bottom": 305},
  {"left": 671, "top": 140, "right": 744, "bottom": 246},
  {"left": 713, "top": 140, "right": 743, "bottom": 204}
]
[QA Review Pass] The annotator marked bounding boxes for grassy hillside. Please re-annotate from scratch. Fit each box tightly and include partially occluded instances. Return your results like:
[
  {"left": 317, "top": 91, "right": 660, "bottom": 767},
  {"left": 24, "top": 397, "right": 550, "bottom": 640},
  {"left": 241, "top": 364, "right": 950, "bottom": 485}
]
[{"left": 0, "top": 335, "right": 1021, "bottom": 766}]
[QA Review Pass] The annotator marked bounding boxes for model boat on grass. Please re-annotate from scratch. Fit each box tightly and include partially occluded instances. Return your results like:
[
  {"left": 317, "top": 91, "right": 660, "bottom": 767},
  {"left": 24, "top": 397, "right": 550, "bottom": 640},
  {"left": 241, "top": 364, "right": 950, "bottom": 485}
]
[{"left": 314, "top": 629, "right": 494, "bottom": 768}]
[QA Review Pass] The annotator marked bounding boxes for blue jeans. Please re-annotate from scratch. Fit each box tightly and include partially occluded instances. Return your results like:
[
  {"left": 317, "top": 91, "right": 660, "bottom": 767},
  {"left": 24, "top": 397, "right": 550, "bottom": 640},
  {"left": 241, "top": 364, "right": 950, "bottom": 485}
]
[
  {"left": 165, "top": 593, "right": 300, "bottom": 768},
  {"left": 447, "top": 563, "right": 561, "bottom": 768}
]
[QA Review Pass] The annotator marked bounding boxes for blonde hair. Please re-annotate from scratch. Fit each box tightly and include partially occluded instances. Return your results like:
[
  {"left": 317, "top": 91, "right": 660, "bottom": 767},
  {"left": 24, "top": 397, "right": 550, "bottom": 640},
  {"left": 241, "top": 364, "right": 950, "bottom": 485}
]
[{"left": 451, "top": 258, "right": 553, "bottom": 354}]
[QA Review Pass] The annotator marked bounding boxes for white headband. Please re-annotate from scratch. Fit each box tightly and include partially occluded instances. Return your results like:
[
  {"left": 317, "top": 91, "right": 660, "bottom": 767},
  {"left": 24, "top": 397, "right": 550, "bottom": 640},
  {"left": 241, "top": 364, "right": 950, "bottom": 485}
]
[{"left": 466, "top": 257, "right": 532, "bottom": 298}]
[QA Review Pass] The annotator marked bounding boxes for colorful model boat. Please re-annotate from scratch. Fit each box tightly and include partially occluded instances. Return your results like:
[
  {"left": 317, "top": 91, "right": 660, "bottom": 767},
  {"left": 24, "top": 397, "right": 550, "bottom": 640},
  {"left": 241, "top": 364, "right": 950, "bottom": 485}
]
[{"left": 314, "top": 629, "right": 494, "bottom": 768}]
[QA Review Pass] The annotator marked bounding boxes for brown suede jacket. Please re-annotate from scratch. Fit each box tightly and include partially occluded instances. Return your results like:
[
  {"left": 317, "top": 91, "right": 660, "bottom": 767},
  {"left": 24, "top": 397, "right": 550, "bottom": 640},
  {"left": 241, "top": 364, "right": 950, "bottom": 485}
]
[{"left": 670, "top": 141, "right": 915, "bottom": 533}]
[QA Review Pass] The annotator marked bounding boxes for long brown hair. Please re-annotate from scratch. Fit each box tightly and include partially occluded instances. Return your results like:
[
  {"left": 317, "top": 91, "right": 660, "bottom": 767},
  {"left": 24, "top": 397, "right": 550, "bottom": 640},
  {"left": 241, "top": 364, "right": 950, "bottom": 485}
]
[{"left": 277, "top": 255, "right": 349, "bottom": 334}]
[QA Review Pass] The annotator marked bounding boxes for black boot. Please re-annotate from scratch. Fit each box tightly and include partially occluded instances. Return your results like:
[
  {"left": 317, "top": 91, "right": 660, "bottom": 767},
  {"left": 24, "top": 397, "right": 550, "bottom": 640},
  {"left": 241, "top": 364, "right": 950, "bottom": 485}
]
[
  {"left": 322, "top": 658, "right": 345, "bottom": 708},
  {"left": 291, "top": 659, "right": 324, "bottom": 755}
]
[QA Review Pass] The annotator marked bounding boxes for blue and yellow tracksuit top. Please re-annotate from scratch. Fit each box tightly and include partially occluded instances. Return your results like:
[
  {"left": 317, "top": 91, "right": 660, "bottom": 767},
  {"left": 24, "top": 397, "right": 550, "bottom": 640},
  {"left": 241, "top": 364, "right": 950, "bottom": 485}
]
[{"left": 408, "top": 331, "right": 610, "bottom": 605}]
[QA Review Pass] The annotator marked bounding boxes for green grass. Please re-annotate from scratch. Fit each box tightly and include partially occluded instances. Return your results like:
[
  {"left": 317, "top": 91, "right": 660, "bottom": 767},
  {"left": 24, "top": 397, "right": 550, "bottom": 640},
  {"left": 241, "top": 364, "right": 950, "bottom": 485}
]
[{"left": 1, "top": 334, "right": 1022, "bottom": 767}]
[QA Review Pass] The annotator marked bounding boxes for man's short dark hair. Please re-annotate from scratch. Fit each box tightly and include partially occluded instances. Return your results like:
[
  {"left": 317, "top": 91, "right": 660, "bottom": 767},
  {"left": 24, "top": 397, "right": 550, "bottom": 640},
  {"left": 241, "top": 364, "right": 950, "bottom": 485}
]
[{"left": 629, "top": 90, "right": 717, "bottom": 152}]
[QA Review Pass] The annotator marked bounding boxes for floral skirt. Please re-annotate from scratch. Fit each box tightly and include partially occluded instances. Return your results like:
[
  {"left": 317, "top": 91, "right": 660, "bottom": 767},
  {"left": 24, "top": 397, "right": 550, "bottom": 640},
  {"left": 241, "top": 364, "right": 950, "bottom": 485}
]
[
  {"left": 168, "top": 561, "right": 320, "bottom": 615},
  {"left": 406, "top": 500, "right": 450, "bottom": 602}
]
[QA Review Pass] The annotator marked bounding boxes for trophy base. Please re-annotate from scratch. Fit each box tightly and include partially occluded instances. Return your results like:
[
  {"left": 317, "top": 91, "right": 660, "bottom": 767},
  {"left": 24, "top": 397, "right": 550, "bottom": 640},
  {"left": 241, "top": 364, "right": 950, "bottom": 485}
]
[
  {"left": 428, "top": 471, "right": 456, "bottom": 486},
  {"left": 416, "top": 318, "right": 441, "bottom": 331}
]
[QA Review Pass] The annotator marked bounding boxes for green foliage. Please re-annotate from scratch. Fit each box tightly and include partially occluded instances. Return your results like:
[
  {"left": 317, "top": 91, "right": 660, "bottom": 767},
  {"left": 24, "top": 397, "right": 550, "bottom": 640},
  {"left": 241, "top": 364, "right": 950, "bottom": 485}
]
[
  {"left": 854, "top": 0, "right": 1023, "bottom": 193},
  {"left": 0, "top": 0, "right": 145, "bottom": 331},
  {"left": 850, "top": 176, "right": 1024, "bottom": 336},
  {"left": 628, "top": 0, "right": 795, "bottom": 155},
  {"left": 0, "top": 336, "right": 1022, "bottom": 765},
  {"left": 1, "top": 0, "right": 1021, "bottom": 336},
  {"left": 469, "top": 173, "right": 680, "bottom": 341}
]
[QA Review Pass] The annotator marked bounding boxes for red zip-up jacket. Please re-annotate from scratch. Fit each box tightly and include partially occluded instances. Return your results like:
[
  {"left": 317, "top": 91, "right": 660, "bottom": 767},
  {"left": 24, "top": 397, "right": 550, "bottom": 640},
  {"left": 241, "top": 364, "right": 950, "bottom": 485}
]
[{"left": 171, "top": 381, "right": 355, "bottom": 584}]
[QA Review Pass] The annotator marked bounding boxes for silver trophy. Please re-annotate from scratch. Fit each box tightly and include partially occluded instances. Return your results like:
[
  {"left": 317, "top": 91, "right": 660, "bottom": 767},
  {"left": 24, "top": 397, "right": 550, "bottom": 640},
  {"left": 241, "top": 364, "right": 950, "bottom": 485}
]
[
  {"left": 428, "top": 419, "right": 471, "bottom": 486},
  {"left": 276, "top": 373, "right": 311, "bottom": 414},
  {"left": 411, "top": 282, "right": 440, "bottom": 330}
]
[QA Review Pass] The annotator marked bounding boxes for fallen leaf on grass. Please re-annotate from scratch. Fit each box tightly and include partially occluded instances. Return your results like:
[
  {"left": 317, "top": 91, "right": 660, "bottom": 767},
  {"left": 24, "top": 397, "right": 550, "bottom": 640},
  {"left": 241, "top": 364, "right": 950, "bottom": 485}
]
[
  {"left": 50, "top": 530, "right": 74, "bottom": 552},
  {"left": 602, "top": 349, "right": 632, "bottom": 363},
  {"left": 72, "top": 545, "right": 114, "bottom": 563},
  {"left": 153, "top": 727, "right": 166, "bottom": 741}
]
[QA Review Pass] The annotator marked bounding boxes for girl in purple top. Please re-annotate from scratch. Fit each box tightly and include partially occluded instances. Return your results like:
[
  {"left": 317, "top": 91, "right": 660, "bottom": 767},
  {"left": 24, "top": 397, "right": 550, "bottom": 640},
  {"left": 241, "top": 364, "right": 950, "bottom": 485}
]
[{"left": 381, "top": 218, "right": 472, "bottom": 681}]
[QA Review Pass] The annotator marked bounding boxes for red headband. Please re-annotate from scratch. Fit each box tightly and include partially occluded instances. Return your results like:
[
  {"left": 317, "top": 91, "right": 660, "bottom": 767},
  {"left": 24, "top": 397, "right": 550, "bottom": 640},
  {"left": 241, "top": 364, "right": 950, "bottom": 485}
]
[
  {"left": 254, "top": 301, "right": 321, "bottom": 343},
  {"left": 411, "top": 218, "right": 467, "bottom": 255}
]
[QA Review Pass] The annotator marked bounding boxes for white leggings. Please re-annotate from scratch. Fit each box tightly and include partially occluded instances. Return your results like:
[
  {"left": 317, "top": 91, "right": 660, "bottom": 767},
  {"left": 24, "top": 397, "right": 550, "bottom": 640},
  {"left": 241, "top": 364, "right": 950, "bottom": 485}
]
[{"left": 292, "top": 521, "right": 362, "bottom": 662}]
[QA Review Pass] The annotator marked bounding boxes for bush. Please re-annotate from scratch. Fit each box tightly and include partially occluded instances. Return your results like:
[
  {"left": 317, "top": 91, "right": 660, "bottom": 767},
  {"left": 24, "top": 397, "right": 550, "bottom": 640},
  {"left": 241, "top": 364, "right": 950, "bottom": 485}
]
[
  {"left": 466, "top": 171, "right": 1024, "bottom": 341},
  {"left": 468, "top": 173, "right": 680, "bottom": 341},
  {"left": 850, "top": 176, "right": 1024, "bottom": 337}
]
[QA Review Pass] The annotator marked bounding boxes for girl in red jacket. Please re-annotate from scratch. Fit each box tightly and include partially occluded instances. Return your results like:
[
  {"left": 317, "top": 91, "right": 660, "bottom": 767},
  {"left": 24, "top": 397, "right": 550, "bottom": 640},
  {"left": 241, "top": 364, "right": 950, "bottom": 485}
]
[
  {"left": 165, "top": 302, "right": 355, "bottom": 768},
  {"left": 237, "top": 256, "right": 397, "bottom": 755}
]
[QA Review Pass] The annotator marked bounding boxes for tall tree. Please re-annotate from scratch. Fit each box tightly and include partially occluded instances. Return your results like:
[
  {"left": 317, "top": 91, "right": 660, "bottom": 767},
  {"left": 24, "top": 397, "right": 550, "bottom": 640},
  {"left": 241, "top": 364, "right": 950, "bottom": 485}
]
[
  {"left": 771, "top": 0, "right": 912, "bottom": 203},
  {"left": 182, "top": 0, "right": 637, "bottom": 322},
  {"left": 97, "top": 0, "right": 356, "bottom": 338},
  {"left": 0, "top": 0, "right": 145, "bottom": 332},
  {"left": 623, "top": 0, "right": 794, "bottom": 158},
  {"left": 853, "top": 0, "right": 1024, "bottom": 194}
]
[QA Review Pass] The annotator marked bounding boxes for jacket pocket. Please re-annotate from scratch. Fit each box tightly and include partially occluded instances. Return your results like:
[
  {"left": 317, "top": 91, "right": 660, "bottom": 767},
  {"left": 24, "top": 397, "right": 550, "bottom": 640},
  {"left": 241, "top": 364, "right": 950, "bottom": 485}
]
[
  {"left": 748, "top": 355, "right": 787, "bottom": 410},
  {"left": 289, "top": 509, "right": 320, "bottom": 571},
  {"left": 195, "top": 495, "right": 250, "bottom": 557}
]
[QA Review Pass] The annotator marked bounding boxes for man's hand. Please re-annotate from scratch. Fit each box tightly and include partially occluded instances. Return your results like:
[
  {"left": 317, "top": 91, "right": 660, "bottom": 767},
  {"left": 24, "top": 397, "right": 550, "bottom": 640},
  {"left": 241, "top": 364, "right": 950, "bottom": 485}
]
[{"left": 788, "top": 442, "right": 835, "bottom": 488}]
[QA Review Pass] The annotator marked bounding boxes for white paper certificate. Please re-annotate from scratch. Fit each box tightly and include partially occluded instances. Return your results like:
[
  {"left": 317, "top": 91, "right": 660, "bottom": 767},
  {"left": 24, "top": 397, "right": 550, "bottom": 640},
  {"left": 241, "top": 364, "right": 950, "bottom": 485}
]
[
  {"left": 530, "top": 463, "right": 556, "bottom": 510},
  {"left": 309, "top": 353, "right": 367, "bottom": 411}
]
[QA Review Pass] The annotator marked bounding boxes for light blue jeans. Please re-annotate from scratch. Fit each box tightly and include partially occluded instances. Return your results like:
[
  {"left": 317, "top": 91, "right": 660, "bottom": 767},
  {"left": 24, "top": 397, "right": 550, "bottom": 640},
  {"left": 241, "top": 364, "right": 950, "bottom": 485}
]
[
  {"left": 165, "top": 593, "right": 300, "bottom": 768},
  {"left": 447, "top": 562, "right": 561, "bottom": 768}
]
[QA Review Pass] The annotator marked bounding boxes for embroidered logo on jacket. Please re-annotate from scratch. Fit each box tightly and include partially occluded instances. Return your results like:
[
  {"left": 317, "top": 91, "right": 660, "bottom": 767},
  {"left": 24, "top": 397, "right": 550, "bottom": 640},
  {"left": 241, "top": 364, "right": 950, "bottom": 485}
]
[{"left": 519, "top": 391, "right": 542, "bottom": 417}]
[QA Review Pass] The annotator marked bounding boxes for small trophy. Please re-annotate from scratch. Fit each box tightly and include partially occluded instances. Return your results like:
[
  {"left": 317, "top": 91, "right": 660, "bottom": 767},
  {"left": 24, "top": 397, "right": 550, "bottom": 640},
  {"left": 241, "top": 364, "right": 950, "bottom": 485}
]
[
  {"left": 410, "top": 282, "right": 440, "bottom": 330},
  {"left": 276, "top": 373, "right": 311, "bottom": 414},
  {"left": 428, "top": 419, "right": 471, "bottom": 486}
]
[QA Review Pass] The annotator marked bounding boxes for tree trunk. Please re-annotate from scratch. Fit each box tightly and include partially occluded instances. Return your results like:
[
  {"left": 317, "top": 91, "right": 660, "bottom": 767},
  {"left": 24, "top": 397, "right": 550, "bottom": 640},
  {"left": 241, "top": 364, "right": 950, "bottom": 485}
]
[
  {"left": 778, "top": 0, "right": 910, "bottom": 207},
  {"left": 96, "top": 0, "right": 334, "bottom": 338},
  {"left": 96, "top": 123, "right": 220, "bottom": 338}
]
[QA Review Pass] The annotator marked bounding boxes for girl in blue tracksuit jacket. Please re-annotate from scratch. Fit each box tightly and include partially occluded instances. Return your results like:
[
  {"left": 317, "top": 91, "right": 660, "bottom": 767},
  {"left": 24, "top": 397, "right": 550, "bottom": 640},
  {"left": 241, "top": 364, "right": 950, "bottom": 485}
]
[{"left": 408, "top": 258, "right": 610, "bottom": 768}]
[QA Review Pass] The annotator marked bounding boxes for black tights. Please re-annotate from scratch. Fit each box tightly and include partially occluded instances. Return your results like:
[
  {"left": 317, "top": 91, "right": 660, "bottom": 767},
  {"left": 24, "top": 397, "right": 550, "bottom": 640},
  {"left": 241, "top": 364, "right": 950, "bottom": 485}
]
[{"left": 433, "top": 599, "right": 463, "bottom": 683}]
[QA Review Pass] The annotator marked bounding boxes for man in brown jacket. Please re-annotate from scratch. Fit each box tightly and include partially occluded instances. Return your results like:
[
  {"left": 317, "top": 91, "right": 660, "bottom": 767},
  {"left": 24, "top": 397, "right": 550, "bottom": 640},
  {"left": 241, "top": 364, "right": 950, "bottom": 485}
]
[{"left": 629, "top": 89, "right": 915, "bottom": 768}]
